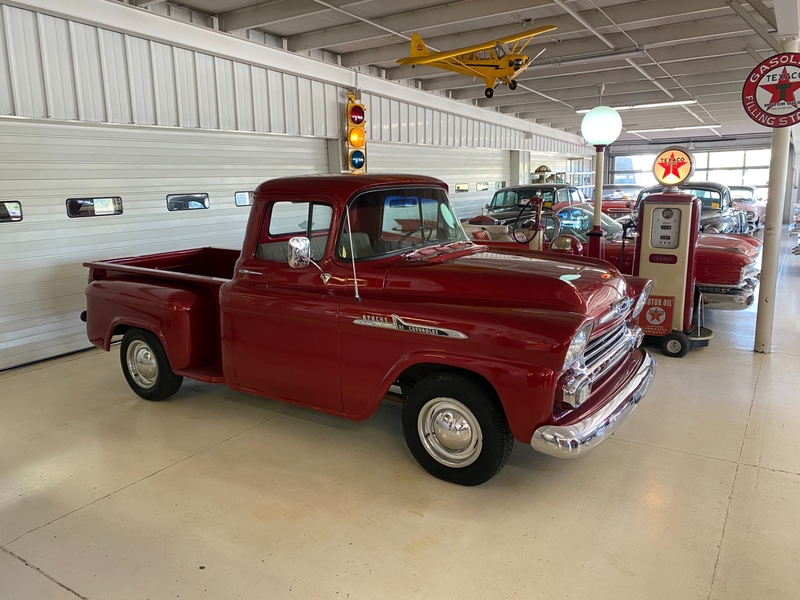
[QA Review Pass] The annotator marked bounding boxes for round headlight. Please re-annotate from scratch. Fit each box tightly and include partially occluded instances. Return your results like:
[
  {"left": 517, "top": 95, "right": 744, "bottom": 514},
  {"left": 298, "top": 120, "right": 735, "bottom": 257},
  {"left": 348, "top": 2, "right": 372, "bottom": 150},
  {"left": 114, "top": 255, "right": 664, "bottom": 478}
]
[
  {"left": 564, "top": 322, "right": 593, "bottom": 370},
  {"left": 631, "top": 282, "right": 652, "bottom": 318},
  {"left": 704, "top": 226, "right": 719, "bottom": 234}
]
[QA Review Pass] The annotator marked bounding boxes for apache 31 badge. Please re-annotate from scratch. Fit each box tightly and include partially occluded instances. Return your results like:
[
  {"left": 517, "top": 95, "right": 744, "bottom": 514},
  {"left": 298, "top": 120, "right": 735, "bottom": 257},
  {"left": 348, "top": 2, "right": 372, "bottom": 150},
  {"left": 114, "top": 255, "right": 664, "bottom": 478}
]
[{"left": 742, "top": 53, "right": 800, "bottom": 128}]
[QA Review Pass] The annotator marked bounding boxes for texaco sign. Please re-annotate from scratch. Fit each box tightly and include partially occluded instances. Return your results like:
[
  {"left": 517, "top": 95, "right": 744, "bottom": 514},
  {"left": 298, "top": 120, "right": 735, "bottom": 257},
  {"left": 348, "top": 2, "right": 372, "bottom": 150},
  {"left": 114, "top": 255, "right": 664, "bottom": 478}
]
[{"left": 742, "top": 53, "right": 800, "bottom": 128}]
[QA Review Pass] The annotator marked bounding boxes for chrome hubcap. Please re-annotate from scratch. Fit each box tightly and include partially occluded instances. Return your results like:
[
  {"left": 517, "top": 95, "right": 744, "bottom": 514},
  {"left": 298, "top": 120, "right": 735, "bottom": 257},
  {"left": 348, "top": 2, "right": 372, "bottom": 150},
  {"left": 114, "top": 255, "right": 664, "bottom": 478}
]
[
  {"left": 666, "top": 339, "right": 683, "bottom": 354},
  {"left": 126, "top": 340, "right": 158, "bottom": 389},
  {"left": 418, "top": 398, "right": 482, "bottom": 468}
]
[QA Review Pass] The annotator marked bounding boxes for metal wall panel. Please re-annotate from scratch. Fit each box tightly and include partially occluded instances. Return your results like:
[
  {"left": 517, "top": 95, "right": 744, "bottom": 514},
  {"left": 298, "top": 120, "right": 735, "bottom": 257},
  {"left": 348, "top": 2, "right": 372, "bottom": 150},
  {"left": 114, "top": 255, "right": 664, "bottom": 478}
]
[
  {"left": 380, "top": 97, "right": 390, "bottom": 142},
  {"left": 195, "top": 52, "right": 217, "bottom": 129},
  {"left": 173, "top": 47, "right": 198, "bottom": 128},
  {"left": 234, "top": 61, "right": 254, "bottom": 132},
  {"left": 296, "top": 75, "right": 312, "bottom": 136},
  {"left": 283, "top": 74, "right": 299, "bottom": 135},
  {"left": 0, "top": 8, "right": 11, "bottom": 115},
  {"left": 252, "top": 66, "right": 269, "bottom": 132},
  {"left": 70, "top": 21, "right": 105, "bottom": 122},
  {"left": 311, "top": 80, "right": 325, "bottom": 137},
  {"left": 3, "top": 5, "right": 45, "bottom": 117},
  {"left": 368, "top": 142, "right": 510, "bottom": 218},
  {"left": 151, "top": 42, "right": 178, "bottom": 127},
  {"left": 97, "top": 29, "right": 131, "bottom": 124},
  {"left": 399, "top": 102, "right": 408, "bottom": 144},
  {"left": 125, "top": 35, "right": 155, "bottom": 125},
  {"left": 215, "top": 57, "right": 236, "bottom": 130},
  {"left": 390, "top": 99, "right": 399, "bottom": 142},
  {"left": 267, "top": 69, "right": 284, "bottom": 133},
  {"left": 37, "top": 14, "right": 76, "bottom": 121},
  {"left": 0, "top": 118, "right": 328, "bottom": 371},
  {"left": 324, "top": 83, "right": 339, "bottom": 139}
]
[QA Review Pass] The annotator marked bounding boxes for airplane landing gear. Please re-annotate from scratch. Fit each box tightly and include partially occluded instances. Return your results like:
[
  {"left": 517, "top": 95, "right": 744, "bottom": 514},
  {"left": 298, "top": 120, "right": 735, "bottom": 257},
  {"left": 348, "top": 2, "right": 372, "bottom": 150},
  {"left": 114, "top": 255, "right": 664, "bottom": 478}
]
[
  {"left": 508, "top": 80, "right": 518, "bottom": 90},
  {"left": 485, "top": 88, "right": 494, "bottom": 98}
]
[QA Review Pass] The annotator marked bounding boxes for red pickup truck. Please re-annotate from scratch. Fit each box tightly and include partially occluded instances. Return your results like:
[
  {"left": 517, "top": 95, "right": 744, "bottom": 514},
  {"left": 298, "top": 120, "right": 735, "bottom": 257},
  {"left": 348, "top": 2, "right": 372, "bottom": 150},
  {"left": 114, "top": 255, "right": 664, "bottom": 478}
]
[{"left": 83, "top": 174, "right": 655, "bottom": 486}]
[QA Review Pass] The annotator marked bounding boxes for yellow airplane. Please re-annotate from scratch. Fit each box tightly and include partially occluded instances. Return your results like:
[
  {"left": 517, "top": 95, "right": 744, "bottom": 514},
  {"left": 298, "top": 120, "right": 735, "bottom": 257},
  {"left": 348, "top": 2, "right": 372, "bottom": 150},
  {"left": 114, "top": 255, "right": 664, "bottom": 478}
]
[{"left": 396, "top": 26, "right": 557, "bottom": 98}]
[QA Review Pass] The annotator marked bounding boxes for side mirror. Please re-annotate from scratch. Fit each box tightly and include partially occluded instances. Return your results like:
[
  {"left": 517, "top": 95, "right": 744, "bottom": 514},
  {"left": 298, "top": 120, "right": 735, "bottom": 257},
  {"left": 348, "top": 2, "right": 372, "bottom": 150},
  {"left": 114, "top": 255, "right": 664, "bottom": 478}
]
[
  {"left": 549, "top": 235, "right": 583, "bottom": 255},
  {"left": 288, "top": 237, "right": 311, "bottom": 268}
]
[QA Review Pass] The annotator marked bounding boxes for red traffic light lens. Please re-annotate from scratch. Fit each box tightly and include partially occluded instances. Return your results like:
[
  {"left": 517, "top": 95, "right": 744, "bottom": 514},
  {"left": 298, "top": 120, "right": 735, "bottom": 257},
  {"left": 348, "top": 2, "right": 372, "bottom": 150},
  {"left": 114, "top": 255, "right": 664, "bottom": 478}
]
[{"left": 348, "top": 105, "right": 365, "bottom": 125}]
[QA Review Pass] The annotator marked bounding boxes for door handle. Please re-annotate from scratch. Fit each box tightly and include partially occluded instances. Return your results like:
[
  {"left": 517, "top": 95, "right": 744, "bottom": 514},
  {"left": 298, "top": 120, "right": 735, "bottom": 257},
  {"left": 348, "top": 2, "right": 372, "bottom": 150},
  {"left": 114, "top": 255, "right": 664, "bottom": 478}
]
[{"left": 238, "top": 269, "right": 263, "bottom": 276}]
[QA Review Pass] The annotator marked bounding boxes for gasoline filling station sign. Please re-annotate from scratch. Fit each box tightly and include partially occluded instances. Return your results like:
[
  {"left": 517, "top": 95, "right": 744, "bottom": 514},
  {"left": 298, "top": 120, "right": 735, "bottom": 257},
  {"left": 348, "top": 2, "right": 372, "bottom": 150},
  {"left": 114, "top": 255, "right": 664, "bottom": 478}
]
[{"left": 742, "top": 53, "right": 800, "bottom": 128}]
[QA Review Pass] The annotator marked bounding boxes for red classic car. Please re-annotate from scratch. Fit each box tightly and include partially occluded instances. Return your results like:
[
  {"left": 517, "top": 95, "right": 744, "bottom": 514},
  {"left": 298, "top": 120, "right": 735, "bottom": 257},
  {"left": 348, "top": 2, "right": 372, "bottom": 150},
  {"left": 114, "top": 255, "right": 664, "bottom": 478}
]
[
  {"left": 592, "top": 184, "right": 645, "bottom": 220},
  {"left": 83, "top": 174, "right": 655, "bottom": 486},
  {"left": 465, "top": 203, "right": 761, "bottom": 310}
]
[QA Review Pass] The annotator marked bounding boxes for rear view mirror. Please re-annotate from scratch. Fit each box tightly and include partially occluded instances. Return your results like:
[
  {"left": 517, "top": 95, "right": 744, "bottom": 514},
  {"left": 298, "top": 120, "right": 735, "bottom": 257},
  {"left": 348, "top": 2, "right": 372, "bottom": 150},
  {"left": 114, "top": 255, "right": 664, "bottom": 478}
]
[{"left": 288, "top": 237, "right": 311, "bottom": 268}]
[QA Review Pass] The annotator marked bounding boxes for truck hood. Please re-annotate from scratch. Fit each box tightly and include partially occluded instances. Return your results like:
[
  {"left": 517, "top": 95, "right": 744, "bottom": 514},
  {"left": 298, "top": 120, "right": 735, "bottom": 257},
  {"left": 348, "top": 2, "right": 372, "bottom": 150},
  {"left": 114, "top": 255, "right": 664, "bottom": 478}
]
[{"left": 384, "top": 247, "right": 629, "bottom": 320}]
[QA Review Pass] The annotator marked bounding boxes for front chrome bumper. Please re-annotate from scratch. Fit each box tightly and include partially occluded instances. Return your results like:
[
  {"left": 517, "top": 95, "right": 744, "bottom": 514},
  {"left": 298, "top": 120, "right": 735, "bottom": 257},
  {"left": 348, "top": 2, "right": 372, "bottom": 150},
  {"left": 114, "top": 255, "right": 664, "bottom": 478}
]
[
  {"left": 530, "top": 350, "right": 655, "bottom": 458},
  {"left": 698, "top": 278, "right": 758, "bottom": 310}
]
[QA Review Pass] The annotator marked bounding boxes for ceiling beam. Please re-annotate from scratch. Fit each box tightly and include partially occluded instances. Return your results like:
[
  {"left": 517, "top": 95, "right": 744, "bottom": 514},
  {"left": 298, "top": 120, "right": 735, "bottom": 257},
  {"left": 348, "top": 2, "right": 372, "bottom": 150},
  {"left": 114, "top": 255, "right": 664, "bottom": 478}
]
[{"left": 220, "top": 0, "right": 362, "bottom": 33}]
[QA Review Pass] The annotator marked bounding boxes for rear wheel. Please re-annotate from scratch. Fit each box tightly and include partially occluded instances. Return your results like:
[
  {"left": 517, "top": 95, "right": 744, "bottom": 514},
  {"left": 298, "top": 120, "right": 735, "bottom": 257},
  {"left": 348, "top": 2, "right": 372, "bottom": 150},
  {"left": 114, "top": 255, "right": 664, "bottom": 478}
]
[
  {"left": 120, "top": 329, "right": 183, "bottom": 400},
  {"left": 508, "top": 80, "right": 518, "bottom": 90},
  {"left": 402, "top": 373, "right": 513, "bottom": 486}
]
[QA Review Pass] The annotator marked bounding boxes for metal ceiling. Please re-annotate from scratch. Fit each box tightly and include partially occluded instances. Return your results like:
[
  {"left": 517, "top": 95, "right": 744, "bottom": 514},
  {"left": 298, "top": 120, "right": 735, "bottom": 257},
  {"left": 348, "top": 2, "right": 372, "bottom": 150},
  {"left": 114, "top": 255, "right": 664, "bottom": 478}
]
[{"left": 127, "top": 0, "right": 797, "bottom": 145}]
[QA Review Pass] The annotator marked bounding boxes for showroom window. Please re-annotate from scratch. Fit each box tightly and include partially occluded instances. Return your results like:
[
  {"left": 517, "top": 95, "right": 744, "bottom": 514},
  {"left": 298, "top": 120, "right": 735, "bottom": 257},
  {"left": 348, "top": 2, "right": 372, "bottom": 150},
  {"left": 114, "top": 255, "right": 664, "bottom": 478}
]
[
  {"left": 66, "top": 197, "right": 123, "bottom": 218},
  {"left": 476, "top": 182, "right": 489, "bottom": 192},
  {"left": 0, "top": 201, "right": 23, "bottom": 222},
  {"left": 611, "top": 149, "right": 770, "bottom": 198},
  {"left": 454, "top": 183, "right": 469, "bottom": 192}
]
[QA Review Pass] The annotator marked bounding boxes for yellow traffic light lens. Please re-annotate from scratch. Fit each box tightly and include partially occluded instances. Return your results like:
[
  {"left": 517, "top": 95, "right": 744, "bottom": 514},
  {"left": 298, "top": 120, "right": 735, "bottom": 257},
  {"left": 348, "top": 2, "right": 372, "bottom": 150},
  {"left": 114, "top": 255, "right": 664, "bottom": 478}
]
[{"left": 348, "top": 127, "right": 366, "bottom": 148}]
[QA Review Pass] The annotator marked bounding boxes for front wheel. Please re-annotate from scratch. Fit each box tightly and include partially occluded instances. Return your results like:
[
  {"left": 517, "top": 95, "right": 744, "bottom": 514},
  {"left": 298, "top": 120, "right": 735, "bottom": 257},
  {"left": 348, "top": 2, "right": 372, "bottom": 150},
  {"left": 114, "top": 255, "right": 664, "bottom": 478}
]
[
  {"left": 485, "top": 87, "right": 494, "bottom": 98},
  {"left": 402, "top": 373, "right": 513, "bottom": 486},
  {"left": 508, "top": 80, "right": 518, "bottom": 90},
  {"left": 120, "top": 329, "right": 183, "bottom": 400}
]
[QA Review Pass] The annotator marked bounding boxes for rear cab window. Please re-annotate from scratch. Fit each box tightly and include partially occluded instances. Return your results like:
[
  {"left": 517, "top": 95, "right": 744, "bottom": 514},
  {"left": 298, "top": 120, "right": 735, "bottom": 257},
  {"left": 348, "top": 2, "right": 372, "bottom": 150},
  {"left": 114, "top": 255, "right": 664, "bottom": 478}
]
[{"left": 256, "top": 201, "right": 333, "bottom": 262}]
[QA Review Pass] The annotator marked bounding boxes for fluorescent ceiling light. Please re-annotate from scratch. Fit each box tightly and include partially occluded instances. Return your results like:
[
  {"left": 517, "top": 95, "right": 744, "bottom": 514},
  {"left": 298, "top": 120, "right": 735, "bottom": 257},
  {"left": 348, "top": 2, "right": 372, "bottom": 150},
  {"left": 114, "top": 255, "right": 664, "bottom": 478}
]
[
  {"left": 626, "top": 125, "right": 722, "bottom": 133},
  {"left": 575, "top": 100, "right": 697, "bottom": 114}
]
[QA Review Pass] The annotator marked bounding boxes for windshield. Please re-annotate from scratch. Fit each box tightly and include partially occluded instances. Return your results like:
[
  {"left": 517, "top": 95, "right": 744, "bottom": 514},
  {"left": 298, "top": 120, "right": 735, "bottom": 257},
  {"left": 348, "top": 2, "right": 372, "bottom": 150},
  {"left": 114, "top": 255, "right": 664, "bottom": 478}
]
[
  {"left": 730, "top": 188, "right": 756, "bottom": 203},
  {"left": 555, "top": 205, "right": 623, "bottom": 242},
  {"left": 601, "top": 185, "right": 642, "bottom": 200},
  {"left": 490, "top": 189, "right": 555, "bottom": 209},
  {"left": 339, "top": 187, "right": 468, "bottom": 260},
  {"left": 639, "top": 187, "right": 723, "bottom": 210}
]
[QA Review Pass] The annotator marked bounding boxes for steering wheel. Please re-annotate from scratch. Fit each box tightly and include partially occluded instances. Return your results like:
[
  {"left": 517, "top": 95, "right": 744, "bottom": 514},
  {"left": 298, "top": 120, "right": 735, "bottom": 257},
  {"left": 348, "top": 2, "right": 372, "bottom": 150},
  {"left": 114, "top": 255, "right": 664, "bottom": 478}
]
[
  {"left": 511, "top": 200, "right": 539, "bottom": 244},
  {"left": 398, "top": 224, "right": 434, "bottom": 247}
]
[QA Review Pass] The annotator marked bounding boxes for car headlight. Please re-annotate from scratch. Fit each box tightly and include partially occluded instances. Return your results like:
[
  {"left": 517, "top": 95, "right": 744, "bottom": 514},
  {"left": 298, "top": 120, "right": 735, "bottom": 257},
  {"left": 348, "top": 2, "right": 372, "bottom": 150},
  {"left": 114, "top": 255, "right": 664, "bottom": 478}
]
[
  {"left": 740, "top": 263, "right": 760, "bottom": 281},
  {"left": 746, "top": 211, "right": 756, "bottom": 219},
  {"left": 631, "top": 281, "right": 653, "bottom": 319},
  {"left": 564, "top": 322, "right": 593, "bottom": 370},
  {"left": 704, "top": 226, "right": 719, "bottom": 234}
]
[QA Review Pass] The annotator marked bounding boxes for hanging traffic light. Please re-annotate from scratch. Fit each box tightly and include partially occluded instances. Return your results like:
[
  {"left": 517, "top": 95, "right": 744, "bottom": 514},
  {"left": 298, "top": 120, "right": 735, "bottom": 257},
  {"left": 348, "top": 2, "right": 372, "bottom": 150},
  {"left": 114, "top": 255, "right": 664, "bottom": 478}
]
[{"left": 346, "top": 93, "right": 366, "bottom": 173}]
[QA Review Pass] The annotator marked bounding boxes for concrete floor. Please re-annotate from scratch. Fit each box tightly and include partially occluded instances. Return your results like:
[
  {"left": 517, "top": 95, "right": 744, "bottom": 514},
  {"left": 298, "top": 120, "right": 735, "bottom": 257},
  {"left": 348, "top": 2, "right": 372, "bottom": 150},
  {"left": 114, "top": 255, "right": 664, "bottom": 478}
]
[{"left": 1, "top": 238, "right": 799, "bottom": 600}]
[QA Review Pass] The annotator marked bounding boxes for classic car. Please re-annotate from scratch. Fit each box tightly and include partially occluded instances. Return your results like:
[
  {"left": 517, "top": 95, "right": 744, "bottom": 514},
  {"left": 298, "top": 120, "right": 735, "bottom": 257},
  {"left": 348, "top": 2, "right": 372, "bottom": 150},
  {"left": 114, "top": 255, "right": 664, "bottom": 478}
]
[
  {"left": 591, "top": 184, "right": 645, "bottom": 220},
  {"left": 466, "top": 202, "right": 761, "bottom": 310},
  {"left": 790, "top": 201, "right": 800, "bottom": 255},
  {"left": 729, "top": 185, "right": 767, "bottom": 231},
  {"left": 637, "top": 182, "right": 749, "bottom": 234},
  {"left": 467, "top": 184, "right": 585, "bottom": 228}
]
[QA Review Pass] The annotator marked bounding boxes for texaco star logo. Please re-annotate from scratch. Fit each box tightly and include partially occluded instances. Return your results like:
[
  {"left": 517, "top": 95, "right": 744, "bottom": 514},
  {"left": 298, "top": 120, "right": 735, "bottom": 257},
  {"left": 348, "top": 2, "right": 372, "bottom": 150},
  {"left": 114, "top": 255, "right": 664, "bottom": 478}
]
[
  {"left": 653, "top": 147, "right": 693, "bottom": 186},
  {"left": 645, "top": 306, "right": 666, "bottom": 326},
  {"left": 742, "top": 53, "right": 800, "bottom": 128}
]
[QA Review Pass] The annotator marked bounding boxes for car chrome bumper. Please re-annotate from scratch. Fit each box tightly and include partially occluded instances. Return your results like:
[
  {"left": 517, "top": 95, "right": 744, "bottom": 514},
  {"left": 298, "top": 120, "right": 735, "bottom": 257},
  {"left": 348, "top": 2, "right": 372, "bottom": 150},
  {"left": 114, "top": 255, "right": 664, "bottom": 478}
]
[
  {"left": 530, "top": 350, "right": 655, "bottom": 458},
  {"left": 698, "top": 279, "right": 758, "bottom": 310}
]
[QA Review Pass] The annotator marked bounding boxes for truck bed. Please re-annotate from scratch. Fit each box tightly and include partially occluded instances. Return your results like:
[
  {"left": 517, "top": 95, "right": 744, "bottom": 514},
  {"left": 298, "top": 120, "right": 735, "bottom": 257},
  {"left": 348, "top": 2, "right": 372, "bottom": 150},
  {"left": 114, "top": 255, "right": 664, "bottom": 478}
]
[{"left": 85, "top": 247, "right": 240, "bottom": 283}]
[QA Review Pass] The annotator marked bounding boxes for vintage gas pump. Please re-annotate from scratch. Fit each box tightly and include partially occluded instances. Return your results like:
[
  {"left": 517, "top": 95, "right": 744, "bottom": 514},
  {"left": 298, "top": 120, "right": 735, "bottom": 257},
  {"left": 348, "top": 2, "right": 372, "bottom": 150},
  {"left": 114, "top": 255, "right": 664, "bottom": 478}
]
[{"left": 634, "top": 146, "right": 714, "bottom": 358}]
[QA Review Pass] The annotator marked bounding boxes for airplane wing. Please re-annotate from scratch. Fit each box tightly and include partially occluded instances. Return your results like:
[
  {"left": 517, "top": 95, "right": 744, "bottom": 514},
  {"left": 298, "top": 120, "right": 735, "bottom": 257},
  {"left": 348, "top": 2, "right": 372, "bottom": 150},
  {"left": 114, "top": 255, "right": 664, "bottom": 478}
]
[{"left": 396, "top": 25, "right": 556, "bottom": 65}]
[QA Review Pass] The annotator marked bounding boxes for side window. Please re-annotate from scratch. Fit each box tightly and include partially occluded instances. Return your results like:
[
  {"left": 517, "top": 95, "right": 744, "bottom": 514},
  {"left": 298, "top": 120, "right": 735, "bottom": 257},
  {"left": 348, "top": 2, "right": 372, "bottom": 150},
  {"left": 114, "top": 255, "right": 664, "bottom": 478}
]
[
  {"left": 167, "top": 193, "right": 209, "bottom": 211},
  {"left": 0, "top": 201, "right": 23, "bottom": 222},
  {"left": 255, "top": 201, "right": 332, "bottom": 262},
  {"left": 569, "top": 189, "right": 582, "bottom": 204},
  {"left": 556, "top": 189, "right": 569, "bottom": 203},
  {"left": 67, "top": 197, "right": 123, "bottom": 218},
  {"left": 724, "top": 191, "right": 731, "bottom": 208}
]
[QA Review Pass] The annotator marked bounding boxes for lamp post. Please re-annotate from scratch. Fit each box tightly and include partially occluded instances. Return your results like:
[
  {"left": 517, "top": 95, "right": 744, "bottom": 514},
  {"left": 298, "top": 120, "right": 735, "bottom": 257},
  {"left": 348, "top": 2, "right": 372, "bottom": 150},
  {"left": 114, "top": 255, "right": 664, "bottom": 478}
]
[{"left": 580, "top": 105, "right": 622, "bottom": 260}]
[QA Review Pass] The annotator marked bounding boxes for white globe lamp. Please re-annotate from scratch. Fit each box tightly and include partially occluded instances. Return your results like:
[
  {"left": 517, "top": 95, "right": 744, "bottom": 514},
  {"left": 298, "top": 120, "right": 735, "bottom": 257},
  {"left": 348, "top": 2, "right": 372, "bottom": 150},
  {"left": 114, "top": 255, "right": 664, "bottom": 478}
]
[{"left": 580, "top": 106, "right": 622, "bottom": 259}]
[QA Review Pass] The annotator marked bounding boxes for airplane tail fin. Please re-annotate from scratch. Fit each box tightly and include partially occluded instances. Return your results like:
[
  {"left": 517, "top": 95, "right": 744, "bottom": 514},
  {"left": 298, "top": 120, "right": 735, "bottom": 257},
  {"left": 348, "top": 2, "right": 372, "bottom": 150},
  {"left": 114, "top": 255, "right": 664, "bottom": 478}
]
[{"left": 409, "top": 33, "right": 429, "bottom": 57}]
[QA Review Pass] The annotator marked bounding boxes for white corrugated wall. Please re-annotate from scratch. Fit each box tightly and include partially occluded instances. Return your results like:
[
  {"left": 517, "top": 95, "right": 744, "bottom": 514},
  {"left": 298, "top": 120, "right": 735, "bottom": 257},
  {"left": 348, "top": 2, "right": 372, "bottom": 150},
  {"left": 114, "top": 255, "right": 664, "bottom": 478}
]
[
  {"left": 368, "top": 143, "right": 510, "bottom": 219},
  {"left": 0, "top": 119, "right": 327, "bottom": 371}
]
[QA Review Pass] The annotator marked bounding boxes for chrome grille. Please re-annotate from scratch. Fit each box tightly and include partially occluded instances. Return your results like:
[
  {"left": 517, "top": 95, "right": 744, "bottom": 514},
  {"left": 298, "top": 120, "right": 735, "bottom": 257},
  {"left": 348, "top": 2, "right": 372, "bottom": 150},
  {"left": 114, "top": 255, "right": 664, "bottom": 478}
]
[{"left": 584, "top": 322, "right": 628, "bottom": 369}]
